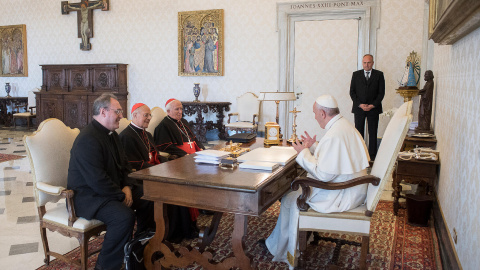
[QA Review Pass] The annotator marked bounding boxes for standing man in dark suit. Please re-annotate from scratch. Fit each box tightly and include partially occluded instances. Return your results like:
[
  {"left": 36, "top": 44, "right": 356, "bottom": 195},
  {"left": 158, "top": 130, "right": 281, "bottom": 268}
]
[
  {"left": 68, "top": 93, "right": 154, "bottom": 270},
  {"left": 350, "top": 54, "right": 385, "bottom": 160}
]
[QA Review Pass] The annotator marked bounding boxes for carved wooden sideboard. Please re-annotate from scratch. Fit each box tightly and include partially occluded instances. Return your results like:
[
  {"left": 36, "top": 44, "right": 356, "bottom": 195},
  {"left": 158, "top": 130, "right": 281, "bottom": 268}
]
[{"left": 36, "top": 64, "right": 128, "bottom": 129}]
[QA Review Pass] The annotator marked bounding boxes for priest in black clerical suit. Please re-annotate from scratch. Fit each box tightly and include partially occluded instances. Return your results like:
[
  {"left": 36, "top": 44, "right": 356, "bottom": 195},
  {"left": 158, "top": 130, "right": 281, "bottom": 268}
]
[
  {"left": 119, "top": 103, "right": 167, "bottom": 171},
  {"left": 154, "top": 98, "right": 205, "bottom": 158},
  {"left": 67, "top": 94, "right": 154, "bottom": 270},
  {"left": 350, "top": 54, "right": 385, "bottom": 159},
  {"left": 122, "top": 102, "right": 198, "bottom": 243}
]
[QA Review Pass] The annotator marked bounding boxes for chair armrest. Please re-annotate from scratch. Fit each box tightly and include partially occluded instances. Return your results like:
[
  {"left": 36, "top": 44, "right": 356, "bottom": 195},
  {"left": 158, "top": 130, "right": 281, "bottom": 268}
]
[
  {"left": 159, "top": 151, "right": 170, "bottom": 158},
  {"left": 61, "top": 189, "right": 78, "bottom": 227},
  {"left": 227, "top": 112, "right": 238, "bottom": 124},
  {"left": 291, "top": 175, "right": 380, "bottom": 211},
  {"left": 252, "top": 114, "right": 258, "bottom": 125},
  {"left": 36, "top": 182, "right": 65, "bottom": 195}
]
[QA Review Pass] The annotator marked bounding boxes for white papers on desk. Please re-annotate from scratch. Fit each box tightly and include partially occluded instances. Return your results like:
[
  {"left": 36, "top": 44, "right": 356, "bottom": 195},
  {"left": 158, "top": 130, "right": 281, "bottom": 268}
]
[
  {"left": 194, "top": 150, "right": 230, "bottom": 164},
  {"left": 237, "top": 147, "right": 297, "bottom": 165},
  {"left": 239, "top": 161, "right": 279, "bottom": 171}
]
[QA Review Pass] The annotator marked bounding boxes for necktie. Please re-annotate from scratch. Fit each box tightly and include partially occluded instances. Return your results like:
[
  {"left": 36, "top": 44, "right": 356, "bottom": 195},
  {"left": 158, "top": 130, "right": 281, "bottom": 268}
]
[{"left": 366, "top": 71, "right": 370, "bottom": 80}]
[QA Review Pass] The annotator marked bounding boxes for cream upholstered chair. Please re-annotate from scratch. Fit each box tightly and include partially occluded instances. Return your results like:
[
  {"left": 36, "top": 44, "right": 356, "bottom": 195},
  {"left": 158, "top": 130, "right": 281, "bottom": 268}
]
[
  {"left": 145, "top": 106, "right": 167, "bottom": 135},
  {"left": 116, "top": 117, "right": 131, "bottom": 134},
  {"left": 24, "top": 119, "right": 106, "bottom": 270},
  {"left": 292, "top": 101, "right": 413, "bottom": 269},
  {"left": 225, "top": 92, "right": 260, "bottom": 136},
  {"left": 13, "top": 89, "right": 38, "bottom": 129}
]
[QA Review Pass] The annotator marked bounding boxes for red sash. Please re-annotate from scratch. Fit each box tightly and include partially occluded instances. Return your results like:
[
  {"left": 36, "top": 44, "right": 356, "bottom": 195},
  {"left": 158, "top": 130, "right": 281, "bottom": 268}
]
[
  {"left": 147, "top": 150, "right": 161, "bottom": 165},
  {"left": 177, "top": 141, "right": 201, "bottom": 154}
]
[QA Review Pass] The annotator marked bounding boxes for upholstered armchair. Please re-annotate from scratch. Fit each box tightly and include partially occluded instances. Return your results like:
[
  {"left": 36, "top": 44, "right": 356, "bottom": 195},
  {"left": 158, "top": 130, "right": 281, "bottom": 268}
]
[
  {"left": 292, "top": 101, "right": 413, "bottom": 269},
  {"left": 23, "top": 119, "right": 106, "bottom": 270},
  {"left": 225, "top": 92, "right": 260, "bottom": 136},
  {"left": 116, "top": 117, "right": 131, "bottom": 134},
  {"left": 145, "top": 106, "right": 167, "bottom": 135},
  {"left": 13, "top": 89, "right": 38, "bottom": 129}
]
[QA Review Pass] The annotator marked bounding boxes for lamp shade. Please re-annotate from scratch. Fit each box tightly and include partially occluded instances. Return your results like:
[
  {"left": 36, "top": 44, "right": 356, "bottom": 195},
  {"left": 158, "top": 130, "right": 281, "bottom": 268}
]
[{"left": 258, "top": 92, "right": 296, "bottom": 101}]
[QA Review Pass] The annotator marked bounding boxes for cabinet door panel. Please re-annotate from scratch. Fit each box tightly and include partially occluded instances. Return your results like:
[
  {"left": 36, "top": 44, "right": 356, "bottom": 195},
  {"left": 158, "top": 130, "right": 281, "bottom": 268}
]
[
  {"left": 68, "top": 68, "right": 90, "bottom": 91},
  {"left": 64, "top": 95, "right": 88, "bottom": 129}
]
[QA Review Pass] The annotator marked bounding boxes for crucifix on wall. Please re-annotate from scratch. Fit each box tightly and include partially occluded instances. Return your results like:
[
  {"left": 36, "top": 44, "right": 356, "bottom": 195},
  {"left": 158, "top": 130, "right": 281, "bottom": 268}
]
[{"left": 61, "top": 0, "right": 109, "bottom": 51}]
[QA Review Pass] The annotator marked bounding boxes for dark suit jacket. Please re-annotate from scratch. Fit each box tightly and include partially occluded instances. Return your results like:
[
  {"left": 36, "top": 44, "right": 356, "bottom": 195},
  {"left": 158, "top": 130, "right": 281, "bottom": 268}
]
[
  {"left": 350, "top": 69, "right": 385, "bottom": 115},
  {"left": 153, "top": 117, "right": 205, "bottom": 157},
  {"left": 67, "top": 119, "right": 136, "bottom": 220}
]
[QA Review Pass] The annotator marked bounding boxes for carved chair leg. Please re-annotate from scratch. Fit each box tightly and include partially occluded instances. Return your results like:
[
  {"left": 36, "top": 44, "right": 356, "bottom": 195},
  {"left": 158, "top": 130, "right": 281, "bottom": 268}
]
[
  {"left": 297, "top": 230, "right": 308, "bottom": 270},
  {"left": 39, "top": 225, "right": 50, "bottom": 265},
  {"left": 359, "top": 235, "right": 369, "bottom": 270},
  {"left": 79, "top": 235, "right": 88, "bottom": 270}
]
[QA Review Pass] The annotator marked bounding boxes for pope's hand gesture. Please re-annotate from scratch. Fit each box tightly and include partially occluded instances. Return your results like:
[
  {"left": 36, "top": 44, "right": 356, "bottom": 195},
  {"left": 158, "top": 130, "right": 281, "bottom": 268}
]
[{"left": 300, "top": 131, "right": 317, "bottom": 149}]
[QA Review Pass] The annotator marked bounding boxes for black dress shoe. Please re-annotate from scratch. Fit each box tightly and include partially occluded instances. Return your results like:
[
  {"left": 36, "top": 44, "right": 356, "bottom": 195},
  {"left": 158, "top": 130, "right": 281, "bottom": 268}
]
[{"left": 258, "top": 239, "right": 267, "bottom": 250}]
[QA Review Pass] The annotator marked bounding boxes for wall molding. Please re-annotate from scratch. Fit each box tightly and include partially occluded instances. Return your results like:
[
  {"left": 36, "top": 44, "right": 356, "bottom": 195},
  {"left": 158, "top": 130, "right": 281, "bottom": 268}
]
[{"left": 433, "top": 194, "right": 462, "bottom": 270}]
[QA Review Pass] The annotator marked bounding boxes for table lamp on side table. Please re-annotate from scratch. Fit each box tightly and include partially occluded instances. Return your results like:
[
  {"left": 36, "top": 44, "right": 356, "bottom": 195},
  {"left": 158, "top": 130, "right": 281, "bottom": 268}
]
[{"left": 258, "top": 91, "right": 296, "bottom": 146}]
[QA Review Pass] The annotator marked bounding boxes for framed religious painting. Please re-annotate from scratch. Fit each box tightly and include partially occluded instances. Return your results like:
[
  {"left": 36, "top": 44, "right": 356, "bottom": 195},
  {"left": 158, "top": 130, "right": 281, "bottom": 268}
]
[
  {"left": 429, "top": 0, "right": 480, "bottom": 44},
  {"left": 178, "top": 9, "right": 224, "bottom": 76},
  {"left": 0, "top": 24, "right": 28, "bottom": 77}
]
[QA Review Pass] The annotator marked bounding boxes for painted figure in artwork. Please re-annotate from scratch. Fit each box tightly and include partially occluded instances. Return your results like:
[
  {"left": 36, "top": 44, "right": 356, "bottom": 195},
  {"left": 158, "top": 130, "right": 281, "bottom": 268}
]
[
  {"left": 416, "top": 70, "right": 435, "bottom": 132},
  {"left": 184, "top": 38, "right": 194, "bottom": 73},
  {"left": 203, "top": 35, "right": 216, "bottom": 72}
]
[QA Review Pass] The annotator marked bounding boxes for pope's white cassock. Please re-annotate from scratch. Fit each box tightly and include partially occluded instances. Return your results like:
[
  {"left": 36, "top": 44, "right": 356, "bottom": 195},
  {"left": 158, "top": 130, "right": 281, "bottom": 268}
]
[{"left": 265, "top": 114, "right": 370, "bottom": 269}]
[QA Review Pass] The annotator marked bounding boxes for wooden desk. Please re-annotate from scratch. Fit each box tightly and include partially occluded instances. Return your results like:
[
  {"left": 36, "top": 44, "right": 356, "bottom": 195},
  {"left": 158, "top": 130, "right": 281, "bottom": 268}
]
[
  {"left": 392, "top": 157, "right": 440, "bottom": 215},
  {"left": 181, "top": 101, "right": 231, "bottom": 142},
  {"left": 0, "top": 97, "right": 28, "bottom": 127},
  {"left": 129, "top": 139, "right": 301, "bottom": 269}
]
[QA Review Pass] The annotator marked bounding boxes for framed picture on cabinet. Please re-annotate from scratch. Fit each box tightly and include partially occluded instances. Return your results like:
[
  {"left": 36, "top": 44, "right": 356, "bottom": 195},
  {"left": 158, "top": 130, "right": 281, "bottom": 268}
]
[
  {"left": 0, "top": 24, "right": 28, "bottom": 77},
  {"left": 178, "top": 9, "right": 224, "bottom": 76}
]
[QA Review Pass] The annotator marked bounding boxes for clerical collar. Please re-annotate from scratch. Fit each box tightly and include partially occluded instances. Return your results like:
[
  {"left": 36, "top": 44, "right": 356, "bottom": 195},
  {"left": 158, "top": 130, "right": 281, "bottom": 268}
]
[
  {"left": 167, "top": 115, "right": 181, "bottom": 122},
  {"left": 130, "top": 122, "right": 144, "bottom": 130},
  {"left": 92, "top": 119, "right": 114, "bottom": 135},
  {"left": 325, "top": 114, "right": 342, "bottom": 130}
]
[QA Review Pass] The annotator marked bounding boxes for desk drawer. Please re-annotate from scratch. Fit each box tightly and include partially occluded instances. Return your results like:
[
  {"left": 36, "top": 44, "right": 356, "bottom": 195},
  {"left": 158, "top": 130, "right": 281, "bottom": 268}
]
[
  {"left": 397, "top": 162, "right": 436, "bottom": 177},
  {"left": 260, "top": 165, "right": 298, "bottom": 206}
]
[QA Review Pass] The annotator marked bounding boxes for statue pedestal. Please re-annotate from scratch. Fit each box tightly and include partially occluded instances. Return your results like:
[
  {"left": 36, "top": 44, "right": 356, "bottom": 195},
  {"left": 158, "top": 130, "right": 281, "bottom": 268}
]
[{"left": 396, "top": 87, "right": 419, "bottom": 102}]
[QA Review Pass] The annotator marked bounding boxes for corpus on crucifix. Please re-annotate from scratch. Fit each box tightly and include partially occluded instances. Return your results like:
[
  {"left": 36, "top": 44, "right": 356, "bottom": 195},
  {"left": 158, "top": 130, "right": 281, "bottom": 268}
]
[{"left": 61, "top": 0, "right": 109, "bottom": 51}]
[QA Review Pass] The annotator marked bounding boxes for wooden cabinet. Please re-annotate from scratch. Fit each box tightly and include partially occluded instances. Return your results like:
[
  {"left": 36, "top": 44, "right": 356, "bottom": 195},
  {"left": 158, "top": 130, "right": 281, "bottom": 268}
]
[{"left": 36, "top": 64, "right": 128, "bottom": 129}]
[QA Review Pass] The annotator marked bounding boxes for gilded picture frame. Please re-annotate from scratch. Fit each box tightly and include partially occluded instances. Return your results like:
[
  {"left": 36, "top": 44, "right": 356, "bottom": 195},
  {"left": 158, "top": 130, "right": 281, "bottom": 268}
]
[
  {"left": 429, "top": 0, "right": 480, "bottom": 44},
  {"left": 0, "top": 24, "right": 28, "bottom": 77},
  {"left": 178, "top": 9, "right": 224, "bottom": 76}
]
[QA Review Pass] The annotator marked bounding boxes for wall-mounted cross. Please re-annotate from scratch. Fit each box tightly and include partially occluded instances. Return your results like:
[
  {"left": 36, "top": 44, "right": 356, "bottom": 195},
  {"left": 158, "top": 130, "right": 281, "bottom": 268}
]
[{"left": 61, "top": 0, "right": 109, "bottom": 51}]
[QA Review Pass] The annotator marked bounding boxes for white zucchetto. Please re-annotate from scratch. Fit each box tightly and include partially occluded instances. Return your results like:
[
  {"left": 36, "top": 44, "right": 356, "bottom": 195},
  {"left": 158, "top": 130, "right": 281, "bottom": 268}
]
[{"left": 315, "top": 95, "right": 338, "bottom": 108}]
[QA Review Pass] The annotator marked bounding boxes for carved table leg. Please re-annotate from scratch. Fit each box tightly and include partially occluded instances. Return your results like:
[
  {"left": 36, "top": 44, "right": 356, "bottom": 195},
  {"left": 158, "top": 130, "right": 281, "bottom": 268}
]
[
  {"left": 232, "top": 214, "right": 255, "bottom": 270},
  {"left": 198, "top": 211, "right": 223, "bottom": 252},
  {"left": 144, "top": 201, "right": 167, "bottom": 270}
]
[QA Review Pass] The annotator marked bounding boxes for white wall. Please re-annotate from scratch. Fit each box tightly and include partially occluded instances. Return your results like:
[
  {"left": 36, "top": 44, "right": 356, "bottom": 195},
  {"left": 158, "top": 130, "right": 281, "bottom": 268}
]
[{"left": 433, "top": 27, "right": 480, "bottom": 269}]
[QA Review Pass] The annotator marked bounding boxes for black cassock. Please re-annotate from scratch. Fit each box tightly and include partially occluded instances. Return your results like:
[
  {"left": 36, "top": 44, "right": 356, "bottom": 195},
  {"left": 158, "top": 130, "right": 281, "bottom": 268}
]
[
  {"left": 120, "top": 123, "right": 198, "bottom": 242},
  {"left": 153, "top": 116, "right": 205, "bottom": 158}
]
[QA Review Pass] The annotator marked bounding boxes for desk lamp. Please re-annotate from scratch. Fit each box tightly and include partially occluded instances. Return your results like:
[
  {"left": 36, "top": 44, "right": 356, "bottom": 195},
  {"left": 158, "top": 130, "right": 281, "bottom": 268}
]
[{"left": 258, "top": 91, "right": 296, "bottom": 145}]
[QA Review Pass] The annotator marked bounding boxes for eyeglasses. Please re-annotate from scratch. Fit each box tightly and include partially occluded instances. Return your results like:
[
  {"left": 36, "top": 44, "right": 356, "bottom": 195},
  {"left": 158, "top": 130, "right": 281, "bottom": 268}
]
[
  {"left": 105, "top": 108, "right": 123, "bottom": 115},
  {"left": 142, "top": 113, "right": 152, "bottom": 118}
]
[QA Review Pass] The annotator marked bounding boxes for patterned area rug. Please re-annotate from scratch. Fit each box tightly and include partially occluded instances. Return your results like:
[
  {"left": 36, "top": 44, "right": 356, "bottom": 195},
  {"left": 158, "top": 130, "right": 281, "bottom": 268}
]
[
  {"left": 0, "top": 153, "right": 24, "bottom": 163},
  {"left": 36, "top": 201, "right": 441, "bottom": 270}
]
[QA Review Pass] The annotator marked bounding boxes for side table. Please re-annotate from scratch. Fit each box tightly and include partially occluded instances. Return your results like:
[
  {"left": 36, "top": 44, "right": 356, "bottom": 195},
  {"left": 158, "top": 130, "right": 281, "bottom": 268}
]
[
  {"left": 392, "top": 157, "right": 440, "bottom": 215},
  {"left": 181, "top": 101, "right": 231, "bottom": 143}
]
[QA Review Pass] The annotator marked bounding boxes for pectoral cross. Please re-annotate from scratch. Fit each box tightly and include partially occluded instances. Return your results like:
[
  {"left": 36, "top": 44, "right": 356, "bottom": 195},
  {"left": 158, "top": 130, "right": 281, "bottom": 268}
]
[{"left": 61, "top": 0, "right": 109, "bottom": 51}]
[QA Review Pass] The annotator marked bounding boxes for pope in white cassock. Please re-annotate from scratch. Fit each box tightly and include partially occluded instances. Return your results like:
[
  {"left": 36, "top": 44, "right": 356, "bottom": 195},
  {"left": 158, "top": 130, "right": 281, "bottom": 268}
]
[{"left": 263, "top": 95, "right": 370, "bottom": 269}]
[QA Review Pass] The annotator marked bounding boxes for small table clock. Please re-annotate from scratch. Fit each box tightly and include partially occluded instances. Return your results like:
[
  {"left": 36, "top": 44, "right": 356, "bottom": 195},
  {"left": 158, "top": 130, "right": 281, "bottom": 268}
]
[{"left": 264, "top": 122, "right": 280, "bottom": 145}]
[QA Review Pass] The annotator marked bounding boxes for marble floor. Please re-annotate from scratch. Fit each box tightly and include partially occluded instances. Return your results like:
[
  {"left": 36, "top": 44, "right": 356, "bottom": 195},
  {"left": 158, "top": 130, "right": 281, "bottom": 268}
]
[{"left": 0, "top": 127, "right": 401, "bottom": 269}]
